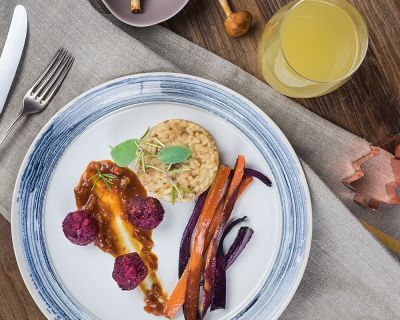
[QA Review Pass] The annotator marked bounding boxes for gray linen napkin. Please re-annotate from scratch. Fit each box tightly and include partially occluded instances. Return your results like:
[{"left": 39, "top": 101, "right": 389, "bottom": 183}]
[{"left": 0, "top": 0, "right": 399, "bottom": 318}]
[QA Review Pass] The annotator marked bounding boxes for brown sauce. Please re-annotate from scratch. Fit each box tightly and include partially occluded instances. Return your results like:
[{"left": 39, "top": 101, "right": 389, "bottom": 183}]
[{"left": 74, "top": 160, "right": 168, "bottom": 316}]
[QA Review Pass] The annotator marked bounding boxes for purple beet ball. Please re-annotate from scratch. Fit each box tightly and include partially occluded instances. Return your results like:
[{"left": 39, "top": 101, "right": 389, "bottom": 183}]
[
  {"left": 62, "top": 210, "right": 99, "bottom": 246},
  {"left": 112, "top": 253, "right": 148, "bottom": 290},
  {"left": 126, "top": 197, "right": 165, "bottom": 230}
]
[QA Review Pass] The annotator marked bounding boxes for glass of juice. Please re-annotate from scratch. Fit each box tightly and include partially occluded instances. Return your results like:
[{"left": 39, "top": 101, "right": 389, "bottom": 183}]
[{"left": 258, "top": 0, "right": 368, "bottom": 98}]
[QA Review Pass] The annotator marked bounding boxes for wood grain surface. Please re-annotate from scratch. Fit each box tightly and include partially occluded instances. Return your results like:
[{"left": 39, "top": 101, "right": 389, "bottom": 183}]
[
  {"left": 164, "top": 0, "right": 400, "bottom": 142},
  {"left": 1, "top": 0, "right": 399, "bottom": 319}
]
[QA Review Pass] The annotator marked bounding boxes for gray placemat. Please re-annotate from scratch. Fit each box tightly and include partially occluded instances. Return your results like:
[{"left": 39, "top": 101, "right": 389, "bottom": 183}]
[{"left": 0, "top": 0, "right": 399, "bottom": 318}]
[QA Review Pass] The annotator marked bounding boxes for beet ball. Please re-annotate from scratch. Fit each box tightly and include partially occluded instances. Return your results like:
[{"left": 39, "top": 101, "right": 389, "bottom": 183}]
[
  {"left": 62, "top": 210, "right": 99, "bottom": 246},
  {"left": 126, "top": 197, "right": 165, "bottom": 230},
  {"left": 112, "top": 253, "right": 148, "bottom": 290}
]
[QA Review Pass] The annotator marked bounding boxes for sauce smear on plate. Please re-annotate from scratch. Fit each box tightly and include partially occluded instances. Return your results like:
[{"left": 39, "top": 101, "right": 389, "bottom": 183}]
[{"left": 74, "top": 160, "right": 167, "bottom": 315}]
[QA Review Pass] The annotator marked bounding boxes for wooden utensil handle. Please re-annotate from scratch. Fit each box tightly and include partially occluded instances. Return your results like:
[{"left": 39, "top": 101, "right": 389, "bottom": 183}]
[
  {"left": 131, "top": 0, "right": 141, "bottom": 13},
  {"left": 218, "top": 0, "right": 233, "bottom": 17}
]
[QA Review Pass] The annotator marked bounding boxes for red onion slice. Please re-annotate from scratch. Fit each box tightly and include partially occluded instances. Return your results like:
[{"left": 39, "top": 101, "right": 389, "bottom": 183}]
[
  {"left": 244, "top": 168, "right": 272, "bottom": 187},
  {"left": 178, "top": 190, "right": 208, "bottom": 277}
]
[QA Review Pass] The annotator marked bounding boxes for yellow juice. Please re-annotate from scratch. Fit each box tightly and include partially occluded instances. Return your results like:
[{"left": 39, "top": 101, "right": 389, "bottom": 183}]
[
  {"left": 281, "top": 1, "right": 359, "bottom": 82},
  {"left": 258, "top": 0, "right": 368, "bottom": 98}
]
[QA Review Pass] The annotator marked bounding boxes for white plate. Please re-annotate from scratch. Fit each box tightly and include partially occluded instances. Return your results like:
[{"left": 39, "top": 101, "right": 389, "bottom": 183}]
[{"left": 12, "top": 73, "right": 312, "bottom": 320}]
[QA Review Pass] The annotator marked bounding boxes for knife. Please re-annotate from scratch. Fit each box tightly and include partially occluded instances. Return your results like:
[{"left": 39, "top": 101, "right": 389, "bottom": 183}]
[{"left": 0, "top": 5, "right": 28, "bottom": 115}]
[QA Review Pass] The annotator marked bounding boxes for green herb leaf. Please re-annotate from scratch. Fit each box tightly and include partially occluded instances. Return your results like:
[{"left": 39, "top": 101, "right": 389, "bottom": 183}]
[
  {"left": 168, "top": 168, "right": 191, "bottom": 174},
  {"left": 171, "top": 186, "right": 175, "bottom": 204},
  {"left": 153, "top": 137, "right": 165, "bottom": 148},
  {"left": 140, "top": 150, "right": 146, "bottom": 173},
  {"left": 140, "top": 140, "right": 163, "bottom": 148},
  {"left": 140, "top": 127, "right": 150, "bottom": 139},
  {"left": 91, "top": 176, "right": 100, "bottom": 191},
  {"left": 111, "top": 139, "right": 138, "bottom": 167},
  {"left": 102, "top": 173, "right": 117, "bottom": 179},
  {"left": 174, "top": 184, "right": 183, "bottom": 198},
  {"left": 145, "top": 164, "right": 165, "bottom": 173},
  {"left": 158, "top": 146, "right": 192, "bottom": 165},
  {"left": 90, "top": 168, "right": 116, "bottom": 191}
]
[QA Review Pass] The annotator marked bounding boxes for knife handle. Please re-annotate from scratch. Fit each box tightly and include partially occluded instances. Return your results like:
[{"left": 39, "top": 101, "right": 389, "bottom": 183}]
[{"left": 0, "top": 5, "right": 28, "bottom": 115}]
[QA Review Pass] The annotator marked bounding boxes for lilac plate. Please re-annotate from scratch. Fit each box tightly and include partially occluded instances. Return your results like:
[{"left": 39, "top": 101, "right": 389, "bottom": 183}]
[{"left": 102, "top": 0, "right": 188, "bottom": 27}]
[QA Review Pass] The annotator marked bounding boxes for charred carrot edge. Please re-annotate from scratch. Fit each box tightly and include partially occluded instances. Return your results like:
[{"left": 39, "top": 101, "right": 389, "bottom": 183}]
[
  {"left": 163, "top": 172, "right": 252, "bottom": 319},
  {"left": 205, "top": 175, "right": 253, "bottom": 251},
  {"left": 163, "top": 166, "right": 251, "bottom": 319},
  {"left": 164, "top": 165, "right": 230, "bottom": 319},
  {"left": 184, "top": 165, "right": 231, "bottom": 320},
  {"left": 200, "top": 155, "right": 246, "bottom": 317},
  {"left": 163, "top": 268, "right": 188, "bottom": 318},
  {"left": 238, "top": 175, "right": 253, "bottom": 195}
]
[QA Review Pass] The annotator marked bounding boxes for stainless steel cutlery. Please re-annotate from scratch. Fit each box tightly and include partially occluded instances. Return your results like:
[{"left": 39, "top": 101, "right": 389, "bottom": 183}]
[
  {"left": 0, "top": 48, "right": 74, "bottom": 145},
  {"left": 0, "top": 5, "right": 27, "bottom": 115}
]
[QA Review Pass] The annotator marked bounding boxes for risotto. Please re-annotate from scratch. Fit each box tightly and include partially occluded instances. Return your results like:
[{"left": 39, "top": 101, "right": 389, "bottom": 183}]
[{"left": 136, "top": 119, "right": 219, "bottom": 202}]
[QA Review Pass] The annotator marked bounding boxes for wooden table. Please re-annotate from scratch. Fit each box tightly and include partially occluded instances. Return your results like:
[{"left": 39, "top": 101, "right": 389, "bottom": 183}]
[{"left": 1, "top": 0, "right": 399, "bottom": 318}]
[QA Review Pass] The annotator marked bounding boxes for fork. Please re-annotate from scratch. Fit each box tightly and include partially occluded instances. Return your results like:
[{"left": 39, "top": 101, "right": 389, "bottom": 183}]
[{"left": 0, "top": 48, "right": 74, "bottom": 145}]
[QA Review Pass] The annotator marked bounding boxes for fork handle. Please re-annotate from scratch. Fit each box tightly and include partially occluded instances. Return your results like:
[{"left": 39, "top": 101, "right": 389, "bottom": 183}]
[{"left": 0, "top": 113, "right": 24, "bottom": 146}]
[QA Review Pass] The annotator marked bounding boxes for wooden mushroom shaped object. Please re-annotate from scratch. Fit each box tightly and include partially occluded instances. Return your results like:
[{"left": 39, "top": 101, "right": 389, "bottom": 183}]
[
  {"left": 131, "top": 0, "right": 141, "bottom": 13},
  {"left": 218, "top": 0, "right": 252, "bottom": 37}
]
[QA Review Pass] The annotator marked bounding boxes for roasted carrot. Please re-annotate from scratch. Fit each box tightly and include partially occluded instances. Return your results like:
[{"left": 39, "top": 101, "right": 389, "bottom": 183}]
[
  {"left": 164, "top": 165, "right": 230, "bottom": 319},
  {"left": 238, "top": 175, "right": 253, "bottom": 195},
  {"left": 201, "top": 155, "right": 246, "bottom": 317},
  {"left": 184, "top": 165, "right": 231, "bottom": 320},
  {"left": 202, "top": 177, "right": 252, "bottom": 315},
  {"left": 163, "top": 267, "right": 188, "bottom": 318},
  {"left": 206, "top": 175, "right": 253, "bottom": 250},
  {"left": 163, "top": 170, "right": 252, "bottom": 319}
]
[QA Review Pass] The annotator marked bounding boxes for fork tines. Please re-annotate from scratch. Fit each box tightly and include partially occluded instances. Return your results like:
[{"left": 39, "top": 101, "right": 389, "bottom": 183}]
[{"left": 30, "top": 48, "right": 74, "bottom": 103}]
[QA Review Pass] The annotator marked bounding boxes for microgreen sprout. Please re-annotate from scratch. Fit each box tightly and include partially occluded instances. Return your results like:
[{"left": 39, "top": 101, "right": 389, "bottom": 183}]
[
  {"left": 110, "top": 127, "right": 194, "bottom": 204},
  {"left": 88, "top": 168, "right": 117, "bottom": 191},
  {"left": 169, "top": 179, "right": 194, "bottom": 204}
]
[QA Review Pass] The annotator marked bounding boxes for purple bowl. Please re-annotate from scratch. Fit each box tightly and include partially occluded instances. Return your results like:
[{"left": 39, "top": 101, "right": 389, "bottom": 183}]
[{"left": 102, "top": 0, "right": 188, "bottom": 27}]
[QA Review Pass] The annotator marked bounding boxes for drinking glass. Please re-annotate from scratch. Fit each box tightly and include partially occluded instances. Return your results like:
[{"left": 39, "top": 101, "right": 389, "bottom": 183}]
[{"left": 258, "top": 0, "right": 368, "bottom": 98}]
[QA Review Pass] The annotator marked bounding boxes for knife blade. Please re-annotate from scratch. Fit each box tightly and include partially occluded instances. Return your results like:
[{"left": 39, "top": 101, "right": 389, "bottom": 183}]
[{"left": 0, "top": 5, "right": 28, "bottom": 115}]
